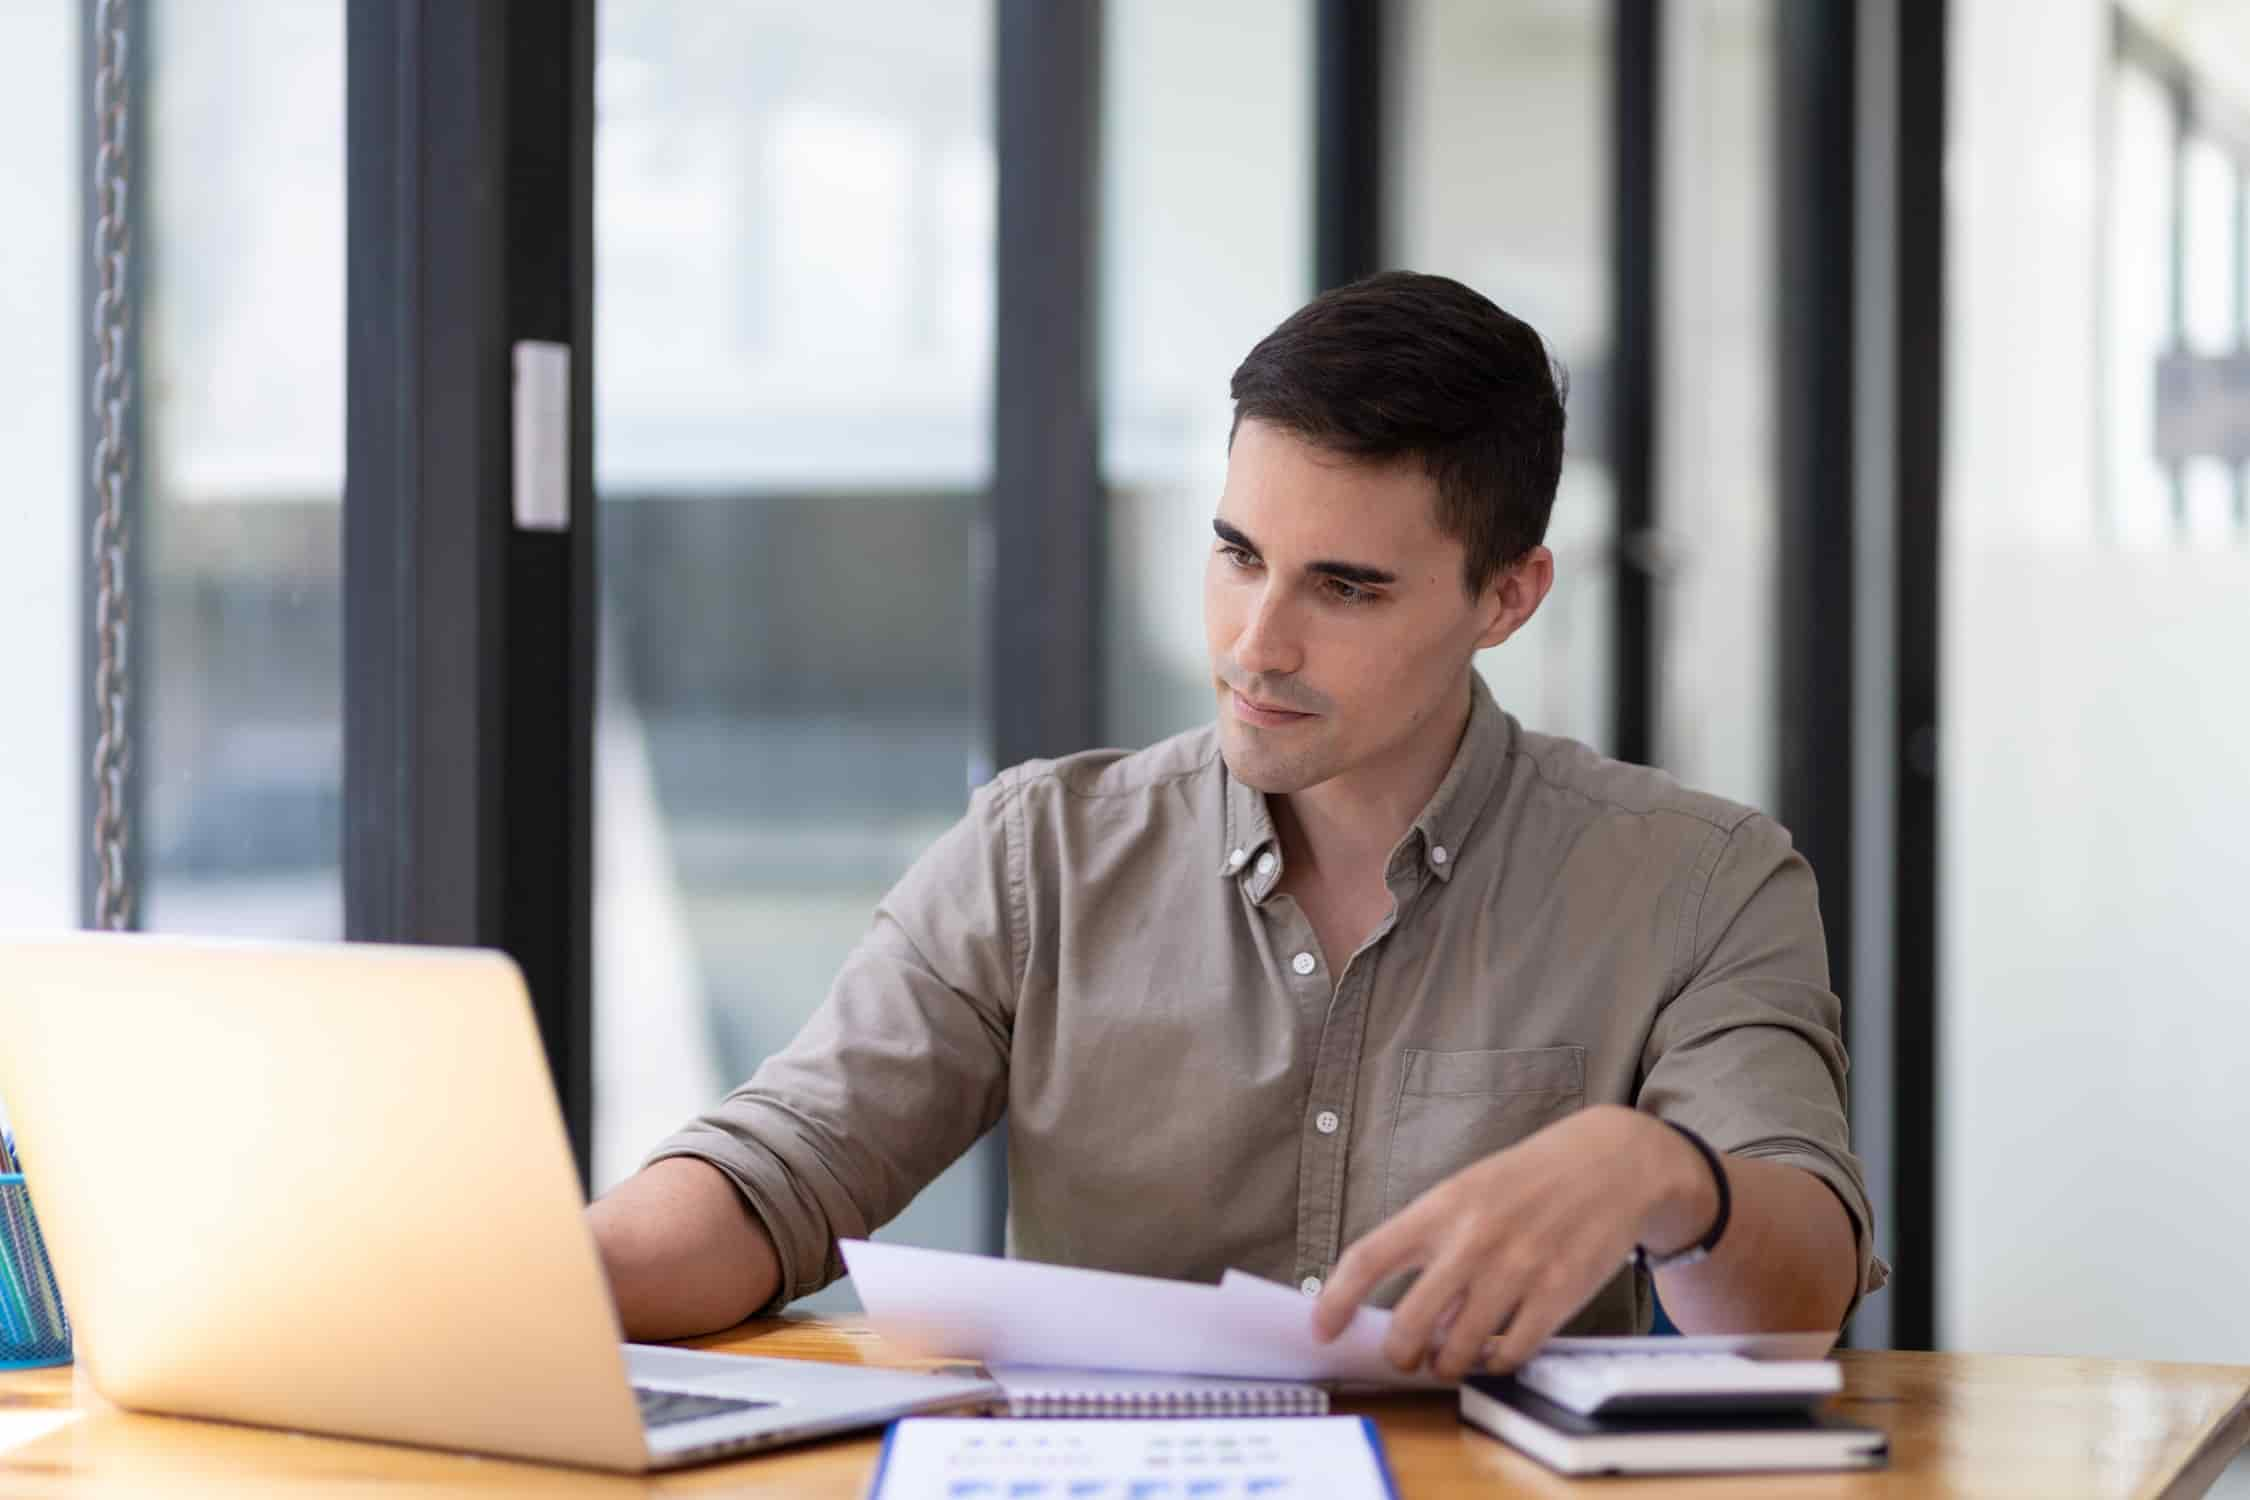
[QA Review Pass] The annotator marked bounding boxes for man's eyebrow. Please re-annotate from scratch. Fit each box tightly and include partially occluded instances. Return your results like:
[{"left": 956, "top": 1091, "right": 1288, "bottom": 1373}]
[
  {"left": 1212, "top": 518, "right": 1260, "bottom": 554},
  {"left": 1212, "top": 518, "right": 1397, "bottom": 587}
]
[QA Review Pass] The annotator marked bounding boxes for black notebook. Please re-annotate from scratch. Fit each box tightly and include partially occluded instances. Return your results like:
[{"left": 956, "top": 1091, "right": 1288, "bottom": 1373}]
[{"left": 1460, "top": 1375, "right": 1888, "bottom": 1476}]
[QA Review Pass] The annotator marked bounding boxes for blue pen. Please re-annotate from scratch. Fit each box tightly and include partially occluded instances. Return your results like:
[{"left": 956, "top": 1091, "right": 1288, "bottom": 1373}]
[
  {"left": 1, "top": 1163, "right": 56, "bottom": 1347},
  {"left": 0, "top": 1186, "right": 34, "bottom": 1348},
  {"left": 6, "top": 1184, "right": 62, "bottom": 1342}
]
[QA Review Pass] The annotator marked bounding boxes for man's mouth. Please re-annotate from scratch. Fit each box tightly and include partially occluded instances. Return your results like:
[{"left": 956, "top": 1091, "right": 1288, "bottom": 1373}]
[{"left": 1231, "top": 690, "right": 1315, "bottom": 727}]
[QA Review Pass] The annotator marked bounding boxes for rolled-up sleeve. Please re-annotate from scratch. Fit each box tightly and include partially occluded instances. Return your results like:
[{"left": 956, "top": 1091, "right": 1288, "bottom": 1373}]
[
  {"left": 644, "top": 773, "right": 1025, "bottom": 1309},
  {"left": 1636, "top": 813, "right": 1889, "bottom": 1318}
]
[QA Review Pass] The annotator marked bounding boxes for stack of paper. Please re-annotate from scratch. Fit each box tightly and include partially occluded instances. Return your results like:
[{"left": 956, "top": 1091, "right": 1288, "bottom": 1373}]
[
  {"left": 842, "top": 1240, "right": 1438, "bottom": 1387},
  {"left": 839, "top": 1240, "right": 1836, "bottom": 1385}
]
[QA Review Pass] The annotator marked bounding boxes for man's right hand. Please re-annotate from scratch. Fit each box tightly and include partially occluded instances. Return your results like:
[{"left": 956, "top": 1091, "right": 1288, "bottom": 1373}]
[{"left": 586, "top": 1156, "right": 782, "bottom": 1341}]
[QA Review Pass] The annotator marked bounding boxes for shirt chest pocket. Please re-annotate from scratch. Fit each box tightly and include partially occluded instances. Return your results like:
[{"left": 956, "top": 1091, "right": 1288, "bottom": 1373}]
[{"left": 1383, "top": 1046, "right": 1587, "bottom": 1220}]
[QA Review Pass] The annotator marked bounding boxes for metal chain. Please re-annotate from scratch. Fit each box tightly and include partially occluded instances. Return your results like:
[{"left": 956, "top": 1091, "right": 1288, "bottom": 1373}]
[{"left": 90, "top": 0, "right": 135, "bottom": 931}]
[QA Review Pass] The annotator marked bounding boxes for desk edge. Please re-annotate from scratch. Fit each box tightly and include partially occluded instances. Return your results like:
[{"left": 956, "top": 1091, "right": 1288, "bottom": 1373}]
[{"left": 2153, "top": 1380, "right": 2250, "bottom": 1500}]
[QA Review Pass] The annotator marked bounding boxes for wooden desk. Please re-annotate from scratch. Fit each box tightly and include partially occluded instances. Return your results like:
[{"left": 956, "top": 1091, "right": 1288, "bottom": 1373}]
[{"left": 2, "top": 1319, "right": 2246, "bottom": 1498}]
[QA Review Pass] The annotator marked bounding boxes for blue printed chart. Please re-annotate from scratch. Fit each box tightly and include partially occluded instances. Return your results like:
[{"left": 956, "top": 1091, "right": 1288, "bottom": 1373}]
[{"left": 869, "top": 1416, "right": 1395, "bottom": 1500}]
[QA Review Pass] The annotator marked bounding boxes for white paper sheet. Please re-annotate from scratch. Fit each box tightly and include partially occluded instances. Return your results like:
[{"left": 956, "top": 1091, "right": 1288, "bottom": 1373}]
[
  {"left": 1541, "top": 1329, "right": 1838, "bottom": 1358},
  {"left": 841, "top": 1241, "right": 1835, "bottom": 1386},
  {"left": 870, "top": 1416, "right": 1395, "bottom": 1500},
  {"left": 843, "top": 1241, "right": 1439, "bottom": 1387},
  {"left": 1214, "top": 1275, "right": 1834, "bottom": 1365},
  {"left": 1210, "top": 1269, "right": 1446, "bottom": 1386}
]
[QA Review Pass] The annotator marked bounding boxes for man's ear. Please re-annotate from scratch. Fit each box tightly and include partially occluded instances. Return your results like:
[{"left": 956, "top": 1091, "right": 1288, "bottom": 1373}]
[{"left": 1473, "top": 546, "right": 1555, "bottom": 651}]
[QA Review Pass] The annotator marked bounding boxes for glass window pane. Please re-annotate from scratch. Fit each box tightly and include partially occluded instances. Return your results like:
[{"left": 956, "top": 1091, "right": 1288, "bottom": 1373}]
[
  {"left": 1946, "top": 0, "right": 2250, "bottom": 1368},
  {"left": 1100, "top": 0, "right": 1313, "bottom": 747},
  {"left": 594, "top": 1, "right": 998, "bottom": 1310},
  {"left": 2179, "top": 135, "right": 2237, "bottom": 544},
  {"left": 1388, "top": 0, "right": 1615, "bottom": 752},
  {"left": 0, "top": 0, "right": 79, "bottom": 935},
  {"left": 142, "top": 2, "right": 345, "bottom": 938},
  {"left": 2105, "top": 64, "right": 2177, "bottom": 546},
  {"left": 2180, "top": 136, "right": 2235, "bottom": 355},
  {"left": 1654, "top": 0, "right": 1777, "bottom": 811}
]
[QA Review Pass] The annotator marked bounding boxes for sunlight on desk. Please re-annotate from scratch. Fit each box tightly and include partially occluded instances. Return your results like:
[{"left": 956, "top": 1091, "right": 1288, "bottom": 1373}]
[{"left": 0, "top": 1412, "right": 79, "bottom": 1455}]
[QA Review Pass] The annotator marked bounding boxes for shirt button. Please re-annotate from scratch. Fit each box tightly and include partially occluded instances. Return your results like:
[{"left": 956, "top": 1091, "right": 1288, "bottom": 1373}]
[
  {"left": 1300, "top": 1276, "right": 1323, "bottom": 1297},
  {"left": 1228, "top": 847, "right": 1247, "bottom": 869},
  {"left": 1291, "top": 951, "right": 1317, "bottom": 976},
  {"left": 1430, "top": 844, "right": 1450, "bottom": 866},
  {"left": 1315, "top": 1110, "right": 1340, "bottom": 1135},
  {"left": 1256, "top": 851, "right": 1277, "bottom": 877}
]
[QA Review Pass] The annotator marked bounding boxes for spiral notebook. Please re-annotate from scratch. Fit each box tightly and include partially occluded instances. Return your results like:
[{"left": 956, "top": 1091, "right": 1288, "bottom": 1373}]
[{"left": 987, "top": 1365, "right": 1330, "bottom": 1418}]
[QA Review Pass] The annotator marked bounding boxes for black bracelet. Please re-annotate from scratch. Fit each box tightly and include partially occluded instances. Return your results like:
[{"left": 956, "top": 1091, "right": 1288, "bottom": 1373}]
[{"left": 1633, "top": 1120, "right": 1731, "bottom": 1272}]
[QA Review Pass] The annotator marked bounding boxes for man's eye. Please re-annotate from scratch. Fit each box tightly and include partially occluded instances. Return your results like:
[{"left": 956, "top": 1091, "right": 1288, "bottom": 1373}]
[
  {"left": 1219, "top": 545, "right": 1256, "bottom": 568},
  {"left": 1327, "top": 578, "right": 1371, "bottom": 604}
]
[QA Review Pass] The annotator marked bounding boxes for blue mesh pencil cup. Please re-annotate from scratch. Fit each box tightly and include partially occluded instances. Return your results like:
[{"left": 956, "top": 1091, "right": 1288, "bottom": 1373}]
[{"left": 0, "top": 1175, "right": 71, "bottom": 1368}]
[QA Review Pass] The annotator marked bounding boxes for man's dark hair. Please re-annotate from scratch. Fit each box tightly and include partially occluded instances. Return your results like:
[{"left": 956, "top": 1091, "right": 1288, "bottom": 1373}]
[{"left": 1229, "top": 270, "right": 1567, "bottom": 593}]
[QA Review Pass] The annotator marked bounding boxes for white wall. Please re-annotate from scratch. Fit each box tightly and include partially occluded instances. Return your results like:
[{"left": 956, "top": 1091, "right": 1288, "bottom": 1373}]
[{"left": 1944, "top": 0, "right": 2250, "bottom": 1365}]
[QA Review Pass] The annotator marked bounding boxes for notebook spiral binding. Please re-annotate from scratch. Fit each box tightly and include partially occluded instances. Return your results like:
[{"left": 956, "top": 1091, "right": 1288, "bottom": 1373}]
[{"left": 1004, "top": 1386, "right": 1330, "bottom": 1418}]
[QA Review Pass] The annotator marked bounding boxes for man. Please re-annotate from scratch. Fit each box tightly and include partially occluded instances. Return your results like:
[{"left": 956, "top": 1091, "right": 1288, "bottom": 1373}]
[{"left": 590, "top": 272, "right": 1882, "bottom": 1380}]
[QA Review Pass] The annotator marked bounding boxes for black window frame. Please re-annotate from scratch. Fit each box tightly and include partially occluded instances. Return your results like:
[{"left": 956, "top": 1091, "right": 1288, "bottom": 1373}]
[{"left": 343, "top": 0, "right": 598, "bottom": 1182}]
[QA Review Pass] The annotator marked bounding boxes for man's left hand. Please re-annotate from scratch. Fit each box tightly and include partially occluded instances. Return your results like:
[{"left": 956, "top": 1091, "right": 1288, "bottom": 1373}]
[{"left": 1309, "top": 1105, "right": 1714, "bottom": 1379}]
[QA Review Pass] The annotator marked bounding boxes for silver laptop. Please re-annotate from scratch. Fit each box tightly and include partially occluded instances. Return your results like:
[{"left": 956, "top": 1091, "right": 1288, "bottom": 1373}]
[{"left": 0, "top": 933, "right": 996, "bottom": 1472}]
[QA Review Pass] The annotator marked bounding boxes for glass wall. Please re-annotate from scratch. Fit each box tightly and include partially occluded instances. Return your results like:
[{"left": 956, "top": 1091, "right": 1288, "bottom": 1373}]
[
  {"left": 2108, "top": 23, "right": 2250, "bottom": 548},
  {"left": 1654, "top": 0, "right": 1779, "bottom": 813},
  {"left": 0, "top": 0, "right": 79, "bottom": 936},
  {"left": 140, "top": 1, "right": 346, "bottom": 938},
  {"left": 593, "top": 0, "right": 998, "bottom": 1309},
  {"left": 1944, "top": 0, "right": 2250, "bottom": 1389},
  {"left": 1099, "top": 0, "right": 1313, "bottom": 748},
  {"left": 1387, "top": 0, "right": 1616, "bottom": 753}
]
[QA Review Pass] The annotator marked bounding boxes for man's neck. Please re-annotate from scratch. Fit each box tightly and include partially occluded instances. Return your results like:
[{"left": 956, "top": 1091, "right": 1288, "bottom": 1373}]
[{"left": 1273, "top": 674, "right": 1475, "bottom": 890}]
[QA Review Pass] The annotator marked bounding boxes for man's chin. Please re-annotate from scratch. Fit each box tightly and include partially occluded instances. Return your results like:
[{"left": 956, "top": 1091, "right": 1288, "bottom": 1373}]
[{"left": 1217, "top": 726, "right": 1323, "bottom": 795}]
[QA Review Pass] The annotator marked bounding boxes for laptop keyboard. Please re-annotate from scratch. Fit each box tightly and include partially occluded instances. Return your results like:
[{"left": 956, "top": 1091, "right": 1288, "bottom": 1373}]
[{"left": 633, "top": 1385, "right": 776, "bottom": 1429}]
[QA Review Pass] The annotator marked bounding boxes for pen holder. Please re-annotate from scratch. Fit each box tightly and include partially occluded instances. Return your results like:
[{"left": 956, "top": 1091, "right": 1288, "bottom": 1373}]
[{"left": 0, "top": 1175, "right": 71, "bottom": 1368}]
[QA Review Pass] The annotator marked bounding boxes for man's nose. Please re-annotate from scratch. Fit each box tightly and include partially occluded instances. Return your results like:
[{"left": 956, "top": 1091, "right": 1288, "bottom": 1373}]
[{"left": 1233, "top": 584, "right": 1303, "bottom": 678}]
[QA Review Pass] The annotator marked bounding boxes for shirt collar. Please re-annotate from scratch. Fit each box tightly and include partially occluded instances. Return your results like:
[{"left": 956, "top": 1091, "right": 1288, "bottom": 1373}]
[
  {"left": 1408, "top": 672, "right": 1513, "bottom": 883},
  {"left": 1217, "top": 672, "right": 1514, "bottom": 893},
  {"left": 1219, "top": 758, "right": 1284, "bottom": 885}
]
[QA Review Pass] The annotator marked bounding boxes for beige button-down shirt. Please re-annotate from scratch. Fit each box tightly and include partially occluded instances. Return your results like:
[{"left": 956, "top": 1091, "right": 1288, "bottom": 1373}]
[{"left": 654, "top": 675, "right": 1883, "bottom": 1332}]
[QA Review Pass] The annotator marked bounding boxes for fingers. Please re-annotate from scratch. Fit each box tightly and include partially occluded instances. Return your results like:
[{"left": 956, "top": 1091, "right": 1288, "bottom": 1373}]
[
  {"left": 1312, "top": 1214, "right": 1429, "bottom": 1340},
  {"left": 1482, "top": 1271, "right": 1585, "bottom": 1374},
  {"left": 1381, "top": 1238, "right": 1485, "bottom": 1370},
  {"left": 1431, "top": 1273, "right": 1520, "bottom": 1381}
]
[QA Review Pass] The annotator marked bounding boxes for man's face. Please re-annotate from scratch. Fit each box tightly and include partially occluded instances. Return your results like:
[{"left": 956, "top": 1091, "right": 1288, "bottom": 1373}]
[{"left": 1204, "top": 419, "right": 1533, "bottom": 796}]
